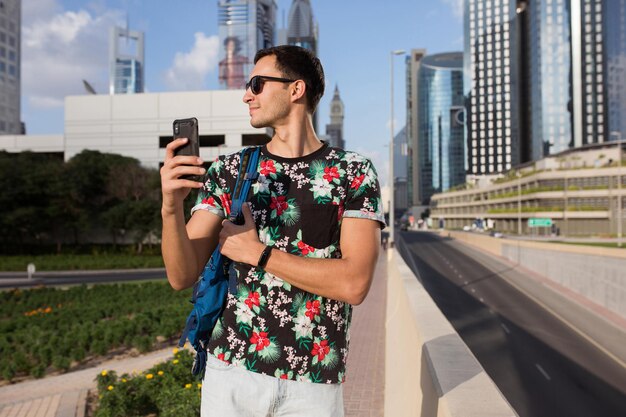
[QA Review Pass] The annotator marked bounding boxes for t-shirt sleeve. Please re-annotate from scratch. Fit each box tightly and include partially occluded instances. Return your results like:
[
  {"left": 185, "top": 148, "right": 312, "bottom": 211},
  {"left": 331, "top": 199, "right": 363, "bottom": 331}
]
[
  {"left": 343, "top": 157, "right": 386, "bottom": 228},
  {"left": 190, "top": 156, "right": 232, "bottom": 218}
]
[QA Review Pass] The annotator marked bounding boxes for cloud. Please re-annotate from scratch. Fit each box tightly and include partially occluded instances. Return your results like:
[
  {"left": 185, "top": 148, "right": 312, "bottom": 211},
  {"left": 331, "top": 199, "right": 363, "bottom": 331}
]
[
  {"left": 163, "top": 33, "right": 220, "bottom": 91},
  {"left": 441, "top": 0, "right": 464, "bottom": 19},
  {"left": 22, "top": 2, "right": 124, "bottom": 108}
]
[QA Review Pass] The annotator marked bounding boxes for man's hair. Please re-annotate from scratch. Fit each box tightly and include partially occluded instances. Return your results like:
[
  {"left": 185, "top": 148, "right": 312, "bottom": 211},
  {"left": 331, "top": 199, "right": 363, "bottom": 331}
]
[{"left": 254, "top": 45, "right": 325, "bottom": 113}]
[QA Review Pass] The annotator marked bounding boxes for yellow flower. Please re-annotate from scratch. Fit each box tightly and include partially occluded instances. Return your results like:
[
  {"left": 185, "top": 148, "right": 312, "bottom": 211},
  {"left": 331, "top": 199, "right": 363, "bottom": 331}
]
[
  {"left": 146, "top": 374, "right": 154, "bottom": 380},
  {"left": 121, "top": 378, "right": 127, "bottom": 383},
  {"left": 101, "top": 370, "right": 108, "bottom": 376},
  {"left": 197, "top": 383, "right": 202, "bottom": 389},
  {"left": 157, "top": 371, "right": 164, "bottom": 376},
  {"left": 173, "top": 359, "right": 179, "bottom": 364},
  {"left": 185, "top": 383, "right": 192, "bottom": 389},
  {"left": 172, "top": 347, "right": 179, "bottom": 354},
  {"left": 107, "top": 385, "right": 114, "bottom": 391}
]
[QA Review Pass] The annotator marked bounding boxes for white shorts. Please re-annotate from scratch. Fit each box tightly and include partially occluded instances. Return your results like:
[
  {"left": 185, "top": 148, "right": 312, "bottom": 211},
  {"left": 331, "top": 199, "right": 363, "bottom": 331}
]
[{"left": 201, "top": 354, "right": 344, "bottom": 417}]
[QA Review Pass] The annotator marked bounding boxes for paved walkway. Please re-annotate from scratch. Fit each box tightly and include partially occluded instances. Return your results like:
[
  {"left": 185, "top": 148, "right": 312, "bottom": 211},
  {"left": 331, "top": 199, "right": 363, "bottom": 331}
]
[{"left": 0, "top": 253, "right": 388, "bottom": 416}]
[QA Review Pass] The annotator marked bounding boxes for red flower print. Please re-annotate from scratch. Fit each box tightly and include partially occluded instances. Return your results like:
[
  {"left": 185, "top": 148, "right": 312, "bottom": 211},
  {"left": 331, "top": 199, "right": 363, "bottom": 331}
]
[
  {"left": 351, "top": 174, "right": 365, "bottom": 190},
  {"left": 245, "top": 291, "right": 261, "bottom": 309},
  {"left": 201, "top": 196, "right": 216, "bottom": 207},
  {"left": 311, "top": 339, "right": 330, "bottom": 361},
  {"left": 305, "top": 299, "right": 321, "bottom": 321},
  {"left": 270, "top": 196, "right": 289, "bottom": 216},
  {"left": 323, "top": 166, "right": 339, "bottom": 182},
  {"left": 220, "top": 193, "right": 232, "bottom": 216},
  {"left": 280, "top": 374, "right": 289, "bottom": 380},
  {"left": 260, "top": 160, "right": 276, "bottom": 176},
  {"left": 217, "top": 353, "right": 228, "bottom": 362},
  {"left": 297, "top": 240, "right": 315, "bottom": 256},
  {"left": 250, "top": 331, "right": 271, "bottom": 351}
]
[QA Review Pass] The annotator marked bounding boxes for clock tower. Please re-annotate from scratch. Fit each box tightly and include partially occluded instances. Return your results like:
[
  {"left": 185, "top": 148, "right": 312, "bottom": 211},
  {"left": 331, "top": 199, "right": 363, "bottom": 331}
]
[{"left": 326, "top": 85, "right": 345, "bottom": 149}]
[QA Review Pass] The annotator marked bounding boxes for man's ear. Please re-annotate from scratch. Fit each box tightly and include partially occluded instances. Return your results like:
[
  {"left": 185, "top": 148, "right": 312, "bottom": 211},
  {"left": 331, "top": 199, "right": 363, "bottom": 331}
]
[{"left": 290, "top": 80, "right": 307, "bottom": 103}]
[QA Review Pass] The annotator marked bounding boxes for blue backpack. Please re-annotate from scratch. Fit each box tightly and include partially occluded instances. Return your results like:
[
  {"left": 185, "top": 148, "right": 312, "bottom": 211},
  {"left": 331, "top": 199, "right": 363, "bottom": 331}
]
[{"left": 178, "top": 146, "right": 261, "bottom": 377}]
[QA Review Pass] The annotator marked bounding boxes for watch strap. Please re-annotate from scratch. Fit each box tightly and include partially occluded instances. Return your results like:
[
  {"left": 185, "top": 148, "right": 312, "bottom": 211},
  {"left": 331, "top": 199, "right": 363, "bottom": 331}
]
[{"left": 257, "top": 246, "right": 273, "bottom": 268}]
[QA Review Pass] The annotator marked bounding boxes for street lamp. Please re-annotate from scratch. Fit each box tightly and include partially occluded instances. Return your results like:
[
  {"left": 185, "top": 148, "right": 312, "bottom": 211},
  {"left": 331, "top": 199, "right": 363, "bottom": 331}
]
[
  {"left": 611, "top": 132, "right": 623, "bottom": 247},
  {"left": 389, "top": 49, "right": 405, "bottom": 249},
  {"left": 517, "top": 170, "right": 522, "bottom": 235}
]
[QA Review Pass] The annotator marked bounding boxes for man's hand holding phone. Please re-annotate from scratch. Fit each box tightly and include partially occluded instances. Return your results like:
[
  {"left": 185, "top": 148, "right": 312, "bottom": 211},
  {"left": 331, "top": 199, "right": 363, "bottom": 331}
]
[{"left": 160, "top": 130, "right": 206, "bottom": 216}]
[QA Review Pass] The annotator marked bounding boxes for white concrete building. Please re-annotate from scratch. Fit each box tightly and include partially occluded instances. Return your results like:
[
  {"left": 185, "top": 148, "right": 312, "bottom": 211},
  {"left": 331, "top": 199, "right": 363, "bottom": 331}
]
[{"left": 0, "top": 90, "right": 270, "bottom": 168}]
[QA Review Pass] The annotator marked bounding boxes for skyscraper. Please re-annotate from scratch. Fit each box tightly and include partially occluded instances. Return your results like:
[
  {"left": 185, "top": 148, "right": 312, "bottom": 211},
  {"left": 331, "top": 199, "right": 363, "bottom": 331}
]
[
  {"left": 218, "top": 0, "right": 277, "bottom": 89},
  {"left": 406, "top": 49, "right": 427, "bottom": 205},
  {"left": 109, "top": 26, "right": 145, "bottom": 94},
  {"left": 572, "top": 0, "right": 626, "bottom": 145},
  {"left": 286, "top": 0, "right": 317, "bottom": 55},
  {"left": 526, "top": 0, "right": 573, "bottom": 159},
  {"left": 417, "top": 52, "right": 465, "bottom": 204},
  {"left": 464, "top": 0, "right": 526, "bottom": 175},
  {"left": 325, "top": 85, "right": 344, "bottom": 149},
  {"left": 0, "top": 0, "right": 20, "bottom": 134},
  {"left": 465, "top": 0, "right": 626, "bottom": 166}
]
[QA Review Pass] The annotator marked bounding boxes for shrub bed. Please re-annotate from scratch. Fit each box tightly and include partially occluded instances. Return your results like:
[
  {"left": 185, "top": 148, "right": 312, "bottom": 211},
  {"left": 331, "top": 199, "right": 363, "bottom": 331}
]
[
  {"left": 0, "top": 282, "right": 190, "bottom": 382},
  {"left": 93, "top": 349, "right": 200, "bottom": 417}
]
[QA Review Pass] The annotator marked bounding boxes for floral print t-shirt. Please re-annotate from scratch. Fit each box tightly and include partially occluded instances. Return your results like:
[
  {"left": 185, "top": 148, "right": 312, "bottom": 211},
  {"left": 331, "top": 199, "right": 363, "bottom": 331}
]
[{"left": 191, "top": 142, "right": 385, "bottom": 384}]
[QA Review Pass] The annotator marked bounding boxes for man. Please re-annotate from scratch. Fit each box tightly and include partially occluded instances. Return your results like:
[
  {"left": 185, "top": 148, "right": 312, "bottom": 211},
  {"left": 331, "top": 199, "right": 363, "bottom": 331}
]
[{"left": 160, "top": 45, "right": 384, "bottom": 416}]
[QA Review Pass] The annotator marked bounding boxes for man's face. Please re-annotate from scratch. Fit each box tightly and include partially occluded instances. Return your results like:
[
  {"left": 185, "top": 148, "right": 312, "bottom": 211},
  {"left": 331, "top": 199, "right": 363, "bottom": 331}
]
[{"left": 243, "top": 55, "right": 292, "bottom": 129}]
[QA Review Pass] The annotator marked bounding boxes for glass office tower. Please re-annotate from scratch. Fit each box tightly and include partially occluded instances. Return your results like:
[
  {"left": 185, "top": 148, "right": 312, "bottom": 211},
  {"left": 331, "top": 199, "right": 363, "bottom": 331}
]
[
  {"left": 0, "top": 0, "right": 20, "bottom": 134},
  {"left": 286, "top": 0, "right": 317, "bottom": 55},
  {"left": 218, "top": 0, "right": 277, "bottom": 90},
  {"left": 601, "top": 0, "right": 626, "bottom": 141},
  {"left": 418, "top": 52, "right": 465, "bottom": 204},
  {"left": 109, "top": 26, "right": 144, "bottom": 94},
  {"left": 527, "top": 0, "right": 573, "bottom": 159},
  {"left": 464, "top": 0, "right": 524, "bottom": 174}
]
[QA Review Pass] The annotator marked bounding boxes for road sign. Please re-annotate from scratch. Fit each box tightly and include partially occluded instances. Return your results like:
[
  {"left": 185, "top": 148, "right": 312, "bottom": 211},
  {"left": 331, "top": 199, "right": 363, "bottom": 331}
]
[{"left": 528, "top": 218, "right": 553, "bottom": 227}]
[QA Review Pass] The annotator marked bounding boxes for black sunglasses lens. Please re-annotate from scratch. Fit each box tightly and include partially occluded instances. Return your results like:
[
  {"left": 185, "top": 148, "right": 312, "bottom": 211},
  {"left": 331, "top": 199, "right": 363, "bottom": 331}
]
[{"left": 251, "top": 76, "right": 262, "bottom": 94}]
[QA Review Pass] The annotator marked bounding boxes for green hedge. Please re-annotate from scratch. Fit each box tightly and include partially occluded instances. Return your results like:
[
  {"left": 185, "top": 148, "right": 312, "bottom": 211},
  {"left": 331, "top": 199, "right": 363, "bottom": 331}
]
[
  {"left": 0, "top": 254, "right": 164, "bottom": 271},
  {"left": 0, "top": 282, "right": 190, "bottom": 381}
]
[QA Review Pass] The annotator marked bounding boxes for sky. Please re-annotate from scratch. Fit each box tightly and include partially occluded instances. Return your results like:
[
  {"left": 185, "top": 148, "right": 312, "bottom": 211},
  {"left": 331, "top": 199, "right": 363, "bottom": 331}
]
[{"left": 20, "top": 0, "right": 463, "bottom": 185}]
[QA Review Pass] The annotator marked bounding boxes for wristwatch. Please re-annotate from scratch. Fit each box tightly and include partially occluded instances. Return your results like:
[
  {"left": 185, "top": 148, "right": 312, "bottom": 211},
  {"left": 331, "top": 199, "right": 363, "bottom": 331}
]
[{"left": 257, "top": 245, "right": 273, "bottom": 268}]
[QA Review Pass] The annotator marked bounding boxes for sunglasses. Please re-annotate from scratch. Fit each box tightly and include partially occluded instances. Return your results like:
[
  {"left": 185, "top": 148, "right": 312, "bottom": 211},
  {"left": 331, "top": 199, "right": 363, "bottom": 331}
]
[{"left": 245, "top": 75, "right": 296, "bottom": 95}]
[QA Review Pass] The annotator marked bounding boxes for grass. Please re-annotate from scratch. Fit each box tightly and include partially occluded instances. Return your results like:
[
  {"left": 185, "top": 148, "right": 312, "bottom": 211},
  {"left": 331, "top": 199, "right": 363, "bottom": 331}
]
[{"left": 0, "top": 254, "right": 164, "bottom": 271}]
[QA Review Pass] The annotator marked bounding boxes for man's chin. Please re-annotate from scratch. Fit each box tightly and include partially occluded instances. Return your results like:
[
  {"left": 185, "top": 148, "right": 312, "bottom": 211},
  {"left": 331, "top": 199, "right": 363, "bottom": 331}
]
[{"left": 250, "top": 118, "right": 268, "bottom": 129}]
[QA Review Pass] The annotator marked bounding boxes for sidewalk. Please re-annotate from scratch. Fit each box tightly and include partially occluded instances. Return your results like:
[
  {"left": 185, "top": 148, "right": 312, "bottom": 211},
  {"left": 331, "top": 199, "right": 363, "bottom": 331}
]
[{"left": 0, "top": 253, "right": 388, "bottom": 417}]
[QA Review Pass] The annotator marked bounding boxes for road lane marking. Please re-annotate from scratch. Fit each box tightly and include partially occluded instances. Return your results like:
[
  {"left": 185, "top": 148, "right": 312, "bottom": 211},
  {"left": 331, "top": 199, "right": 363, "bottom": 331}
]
[
  {"left": 535, "top": 364, "right": 551, "bottom": 381},
  {"left": 501, "top": 323, "right": 511, "bottom": 334},
  {"left": 471, "top": 288, "right": 476, "bottom": 293},
  {"left": 479, "top": 297, "right": 484, "bottom": 302}
]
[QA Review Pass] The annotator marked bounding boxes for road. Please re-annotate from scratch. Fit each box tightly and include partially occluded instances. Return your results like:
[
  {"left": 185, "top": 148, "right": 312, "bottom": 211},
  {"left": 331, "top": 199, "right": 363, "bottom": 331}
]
[
  {"left": 0, "top": 268, "right": 167, "bottom": 289},
  {"left": 397, "top": 230, "right": 626, "bottom": 417}
]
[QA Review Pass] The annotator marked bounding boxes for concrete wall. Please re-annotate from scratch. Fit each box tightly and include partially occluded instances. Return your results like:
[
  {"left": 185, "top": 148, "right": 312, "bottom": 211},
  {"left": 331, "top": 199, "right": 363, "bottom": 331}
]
[
  {"left": 385, "top": 250, "right": 517, "bottom": 417},
  {"left": 442, "top": 231, "right": 626, "bottom": 319}
]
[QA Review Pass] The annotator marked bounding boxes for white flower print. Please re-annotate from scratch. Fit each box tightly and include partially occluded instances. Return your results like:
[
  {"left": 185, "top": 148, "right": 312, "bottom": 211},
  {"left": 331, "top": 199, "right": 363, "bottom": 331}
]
[
  {"left": 310, "top": 177, "right": 333, "bottom": 199},
  {"left": 292, "top": 315, "right": 315, "bottom": 340}
]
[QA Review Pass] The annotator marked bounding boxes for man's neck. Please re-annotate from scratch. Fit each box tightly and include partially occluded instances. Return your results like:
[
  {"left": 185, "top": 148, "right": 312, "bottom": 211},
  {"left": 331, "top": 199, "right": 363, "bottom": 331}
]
[{"left": 266, "top": 117, "right": 322, "bottom": 158}]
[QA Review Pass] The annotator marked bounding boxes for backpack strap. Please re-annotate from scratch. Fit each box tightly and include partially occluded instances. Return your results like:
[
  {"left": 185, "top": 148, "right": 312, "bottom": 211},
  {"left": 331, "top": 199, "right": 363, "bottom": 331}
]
[
  {"left": 224, "top": 146, "right": 261, "bottom": 293},
  {"left": 228, "top": 146, "right": 261, "bottom": 224}
]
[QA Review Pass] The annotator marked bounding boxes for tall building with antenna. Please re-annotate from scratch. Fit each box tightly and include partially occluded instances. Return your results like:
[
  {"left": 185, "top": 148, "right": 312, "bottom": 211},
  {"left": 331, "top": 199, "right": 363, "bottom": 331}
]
[
  {"left": 0, "top": 0, "right": 21, "bottom": 134},
  {"left": 109, "top": 24, "right": 145, "bottom": 94},
  {"left": 218, "top": 0, "right": 277, "bottom": 89}
]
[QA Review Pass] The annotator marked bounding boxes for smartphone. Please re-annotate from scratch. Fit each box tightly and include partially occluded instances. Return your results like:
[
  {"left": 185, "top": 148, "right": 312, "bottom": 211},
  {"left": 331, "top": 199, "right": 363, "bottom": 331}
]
[
  {"left": 173, "top": 117, "right": 199, "bottom": 157},
  {"left": 173, "top": 117, "right": 200, "bottom": 180}
]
